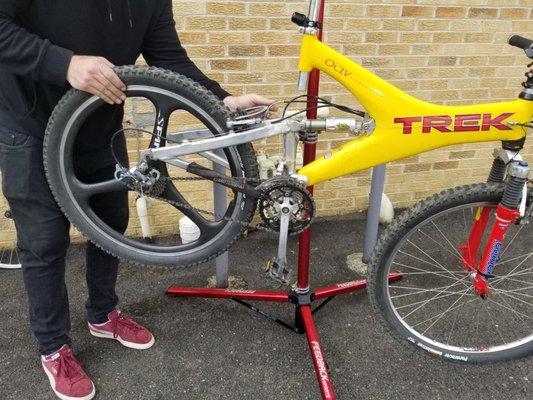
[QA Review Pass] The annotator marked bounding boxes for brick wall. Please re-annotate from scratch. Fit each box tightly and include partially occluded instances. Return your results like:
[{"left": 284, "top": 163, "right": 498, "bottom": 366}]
[{"left": 1, "top": 0, "right": 532, "bottom": 247}]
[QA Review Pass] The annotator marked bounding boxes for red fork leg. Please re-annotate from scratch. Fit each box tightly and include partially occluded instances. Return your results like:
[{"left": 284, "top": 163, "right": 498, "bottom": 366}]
[
  {"left": 460, "top": 206, "right": 493, "bottom": 269},
  {"left": 300, "top": 305, "right": 336, "bottom": 400},
  {"left": 473, "top": 204, "right": 520, "bottom": 296}
]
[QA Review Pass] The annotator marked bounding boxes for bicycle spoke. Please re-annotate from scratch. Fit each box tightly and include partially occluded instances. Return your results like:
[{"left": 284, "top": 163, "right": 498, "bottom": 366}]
[
  {"left": 509, "top": 270, "right": 533, "bottom": 277},
  {"left": 392, "top": 261, "right": 468, "bottom": 282},
  {"left": 402, "top": 241, "right": 470, "bottom": 288},
  {"left": 397, "top": 251, "right": 441, "bottom": 269},
  {"left": 391, "top": 285, "right": 472, "bottom": 301},
  {"left": 492, "top": 252, "right": 533, "bottom": 288},
  {"left": 416, "top": 228, "right": 463, "bottom": 262},
  {"left": 500, "top": 285, "right": 533, "bottom": 295},
  {"left": 410, "top": 295, "right": 476, "bottom": 329},
  {"left": 483, "top": 300, "right": 507, "bottom": 345},
  {"left": 446, "top": 302, "right": 461, "bottom": 344},
  {"left": 430, "top": 221, "right": 463, "bottom": 259},
  {"left": 421, "top": 289, "right": 470, "bottom": 335},
  {"left": 494, "top": 275, "right": 533, "bottom": 286},
  {"left": 493, "top": 291, "right": 533, "bottom": 334},
  {"left": 487, "top": 297, "right": 533, "bottom": 321},
  {"left": 500, "top": 224, "right": 525, "bottom": 257},
  {"left": 395, "top": 288, "right": 473, "bottom": 312},
  {"left": 493, "top": 289, "right": 533, "bottom": 308},
  {"left": 392, "top": 271, "right": 466, "bottom": 276},
  {"left": 496, "top": 252, "right": 533, "bottom": 266},
  {"left": 400, "top": 277, "right": 470, "bottom": 318}
]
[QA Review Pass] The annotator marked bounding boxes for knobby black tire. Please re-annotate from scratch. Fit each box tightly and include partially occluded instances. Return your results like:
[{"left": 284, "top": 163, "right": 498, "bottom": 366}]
[
  {"left": 368, "top": 183, "right": 533, "bottom": 363},
  {"left": 44, "top": 66, "right": 259, "bottom": 268}
]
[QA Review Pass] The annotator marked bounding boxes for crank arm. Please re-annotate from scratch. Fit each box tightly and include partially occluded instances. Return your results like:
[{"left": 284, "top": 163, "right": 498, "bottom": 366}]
[
  {"left": 267, "top": 197, "right": 293, "bottom": 284},
  {"left": 186, "top": 162, "right": 262, "bottom": 199}
]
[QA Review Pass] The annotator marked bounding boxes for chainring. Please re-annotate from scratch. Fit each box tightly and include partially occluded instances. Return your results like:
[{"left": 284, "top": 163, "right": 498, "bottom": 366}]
[{"left": 257, "top": 177, "right": 315, "bottom": 235}]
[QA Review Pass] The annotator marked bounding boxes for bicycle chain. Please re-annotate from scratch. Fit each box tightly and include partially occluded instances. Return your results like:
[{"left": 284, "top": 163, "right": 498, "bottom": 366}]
[{"left": 130, "top": 174, "right": 304, "bottom": 235}]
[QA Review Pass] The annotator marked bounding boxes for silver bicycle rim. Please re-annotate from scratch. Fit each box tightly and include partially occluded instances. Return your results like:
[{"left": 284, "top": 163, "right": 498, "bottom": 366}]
[{"left": 385, "top": 201, "right": 533, "bottom": 355}]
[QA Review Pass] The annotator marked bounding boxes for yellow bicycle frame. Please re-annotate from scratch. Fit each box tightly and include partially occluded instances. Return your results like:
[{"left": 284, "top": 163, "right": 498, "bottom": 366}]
[{"left": 296, "top": 35, "right": 533, "bottom": 186}]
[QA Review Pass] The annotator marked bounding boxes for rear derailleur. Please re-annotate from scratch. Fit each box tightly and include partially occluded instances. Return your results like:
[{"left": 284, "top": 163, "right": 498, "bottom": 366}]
[{"left": 114, "top": 163, "right": 166, "bottom": 196}]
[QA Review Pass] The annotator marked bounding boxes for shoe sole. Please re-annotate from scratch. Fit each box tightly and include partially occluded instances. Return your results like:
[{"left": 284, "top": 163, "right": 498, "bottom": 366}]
[
  {"left": 41, "top": 361, "right": 95, "bottom": 400},
  {"left": 88, "top": 325, "right": 155, "bottom": 350}
]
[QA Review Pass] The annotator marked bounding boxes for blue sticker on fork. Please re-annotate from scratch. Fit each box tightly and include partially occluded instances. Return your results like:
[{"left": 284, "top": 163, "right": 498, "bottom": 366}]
[{"left": 486, "top": 241, "right": 502, "bottom": 276}]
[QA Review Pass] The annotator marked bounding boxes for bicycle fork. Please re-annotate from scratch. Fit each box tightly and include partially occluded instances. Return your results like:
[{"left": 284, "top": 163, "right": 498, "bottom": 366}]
[{"left": 460, "top": 150, "right": 530, "bottom": 298}]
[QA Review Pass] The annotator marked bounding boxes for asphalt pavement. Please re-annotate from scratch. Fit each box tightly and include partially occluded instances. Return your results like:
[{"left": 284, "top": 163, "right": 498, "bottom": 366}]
[{"left": 0, "top": 213, "right": 531, "bottom": 399}]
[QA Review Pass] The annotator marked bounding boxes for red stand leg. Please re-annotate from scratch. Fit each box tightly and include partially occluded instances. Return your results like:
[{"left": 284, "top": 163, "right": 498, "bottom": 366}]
[{"left": 300, "top": 306, "right": 336, "bottom": 399}]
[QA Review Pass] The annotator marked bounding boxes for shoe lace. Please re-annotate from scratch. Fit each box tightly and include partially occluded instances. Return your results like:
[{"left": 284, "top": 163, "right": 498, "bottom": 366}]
[
  {"left": 112, "top": 312, "right": 143, "bottom": 338},
  {"left": 55, "top": 352, "right": 85, "bottom": 386}
]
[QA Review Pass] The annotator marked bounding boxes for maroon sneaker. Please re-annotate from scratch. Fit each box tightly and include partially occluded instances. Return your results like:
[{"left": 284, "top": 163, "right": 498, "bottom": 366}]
[
  {"left": 41, "top": 345, "right": 95, "bottom": 400},
  {"left": 88, "top": 310, "right": 155, "bottom": 350}
]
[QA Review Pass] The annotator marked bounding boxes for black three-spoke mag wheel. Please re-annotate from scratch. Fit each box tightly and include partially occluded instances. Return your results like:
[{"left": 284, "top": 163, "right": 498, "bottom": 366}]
[
  {"left": 44, "top": 66, "right": 258, "bottom": 268},
  {"left": 369, "top": 183, "right": 533, "bottom": 363}
]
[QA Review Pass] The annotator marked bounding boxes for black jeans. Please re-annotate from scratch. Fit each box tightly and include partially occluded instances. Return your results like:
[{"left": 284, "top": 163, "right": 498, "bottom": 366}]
[{"left": 0, "top": 126, "right": 128, "bottom": 355}]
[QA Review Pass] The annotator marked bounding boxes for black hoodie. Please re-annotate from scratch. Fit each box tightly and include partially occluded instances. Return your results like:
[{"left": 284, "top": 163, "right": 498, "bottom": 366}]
[{"left": 0, "top": 0, "right": 230, "bottom": 140}]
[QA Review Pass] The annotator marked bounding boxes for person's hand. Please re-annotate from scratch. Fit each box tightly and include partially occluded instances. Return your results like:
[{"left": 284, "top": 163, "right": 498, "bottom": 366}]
[
  {"left": 223, "top": 94, "right": 278, "bottom": 113},
  {"left": 66, "top": 55, "right": 127, "bottom": 105}
]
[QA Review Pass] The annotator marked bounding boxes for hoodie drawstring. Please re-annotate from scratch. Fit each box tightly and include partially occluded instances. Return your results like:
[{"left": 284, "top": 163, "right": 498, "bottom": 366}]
[
  {"left": 107, "top": 0, "right": 113, "bottom": 22},
  {"left": 107, "top": 0, "right": 133, "bottom": 28},
  {"left": 126, "top": 0, "right": 133, "bottom": 28}
]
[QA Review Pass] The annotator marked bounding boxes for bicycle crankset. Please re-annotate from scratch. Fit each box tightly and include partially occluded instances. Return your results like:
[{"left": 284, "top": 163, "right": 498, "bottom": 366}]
[{"left": 257, "top": 177, "right": 315, "bottom": 235}]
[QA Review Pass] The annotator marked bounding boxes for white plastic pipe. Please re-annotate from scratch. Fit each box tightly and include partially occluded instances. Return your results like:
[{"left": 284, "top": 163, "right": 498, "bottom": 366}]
[{"left": 136, "top": 196, "right": 152, "bottom": 239}]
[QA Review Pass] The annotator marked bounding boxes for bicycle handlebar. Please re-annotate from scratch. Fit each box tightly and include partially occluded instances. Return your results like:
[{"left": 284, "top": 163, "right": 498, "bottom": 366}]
[{"left": 508, "top": 35, "right": 533, "bottom": 51}]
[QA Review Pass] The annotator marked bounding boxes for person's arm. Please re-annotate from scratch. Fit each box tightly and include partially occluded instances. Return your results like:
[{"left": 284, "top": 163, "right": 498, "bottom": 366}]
[
  {"left": 141, "top": 1, "right": 230, "bottom": 100},
  {"left": 0, "top": 0, "right": 73, "bottom": 86},
  {"left": 142, "top": 1, "right": 276, "bottom": 111},
  {"left": 0, "top": 1, "right": 126, "bottom": 104}
]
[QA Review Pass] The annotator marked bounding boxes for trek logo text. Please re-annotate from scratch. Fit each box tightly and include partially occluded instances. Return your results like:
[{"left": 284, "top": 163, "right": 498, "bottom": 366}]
[{"left": 394, "top": 113, "right": 514, "bottom": 134}]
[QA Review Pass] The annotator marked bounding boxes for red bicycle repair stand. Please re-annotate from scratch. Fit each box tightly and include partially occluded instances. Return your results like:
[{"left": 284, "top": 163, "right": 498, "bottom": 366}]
[{"left": 167, "top": 3, "right": 399, "bottom": 398}]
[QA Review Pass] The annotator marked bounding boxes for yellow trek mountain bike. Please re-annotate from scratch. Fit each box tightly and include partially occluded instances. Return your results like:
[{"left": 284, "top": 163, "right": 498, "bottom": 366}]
[{"left": 43, "top": 5, "right": 533, "bottom": 363}]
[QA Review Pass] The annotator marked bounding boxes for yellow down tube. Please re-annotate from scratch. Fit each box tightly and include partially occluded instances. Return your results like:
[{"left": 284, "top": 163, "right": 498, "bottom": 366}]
[{"left": 296, "top": 35, "right": 533, "bottom": 186}]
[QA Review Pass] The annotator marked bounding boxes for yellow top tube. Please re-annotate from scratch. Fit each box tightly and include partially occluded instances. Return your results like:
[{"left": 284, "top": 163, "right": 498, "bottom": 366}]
[{"left": 296, "top": 35, "right": 533, "bottom": 185}]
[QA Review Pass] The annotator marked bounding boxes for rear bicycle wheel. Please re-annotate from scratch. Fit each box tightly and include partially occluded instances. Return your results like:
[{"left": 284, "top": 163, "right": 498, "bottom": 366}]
[
  {"left": 44, "top": 66, "right": 258, "bottom": 268},
  {"left": 369, "top": 183, "right": 533, "bottom": 363},
  {"left": 0, "top": 209, "right": 21, "bottom": 270}
]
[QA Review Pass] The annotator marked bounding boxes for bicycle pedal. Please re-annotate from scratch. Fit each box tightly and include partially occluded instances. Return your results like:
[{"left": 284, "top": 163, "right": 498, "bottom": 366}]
[{"left": 264, "top": 259, "right": 292, "bottom": 285}]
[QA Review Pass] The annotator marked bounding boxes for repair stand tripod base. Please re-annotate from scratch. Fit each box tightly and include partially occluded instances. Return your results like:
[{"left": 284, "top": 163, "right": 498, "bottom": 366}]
[
  {"left": 166, "top": 4, "right": 396, "bottom": 397},
  {"left": 166, "top": 273, "right": 401, "bottom": 399}
]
